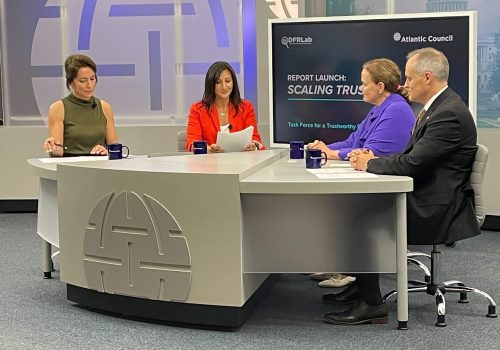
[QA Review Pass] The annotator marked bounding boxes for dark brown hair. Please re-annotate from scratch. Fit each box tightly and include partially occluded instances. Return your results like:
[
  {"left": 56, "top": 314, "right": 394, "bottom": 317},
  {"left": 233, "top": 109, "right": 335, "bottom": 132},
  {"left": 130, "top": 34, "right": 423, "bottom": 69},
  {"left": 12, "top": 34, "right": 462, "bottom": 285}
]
[
  {"left": 64, "top": 54, "right": 97, "bottom": 90},
  {"left": 202, "top": 61, "right": 243, "bottom": 114}
]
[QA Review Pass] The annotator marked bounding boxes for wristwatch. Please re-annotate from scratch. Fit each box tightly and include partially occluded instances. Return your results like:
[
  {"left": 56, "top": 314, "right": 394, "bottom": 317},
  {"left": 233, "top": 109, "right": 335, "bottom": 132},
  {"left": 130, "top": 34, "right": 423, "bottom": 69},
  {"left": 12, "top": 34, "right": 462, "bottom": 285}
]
[{"left": 253, "top": 142, "right": 260, "bottom": 150}]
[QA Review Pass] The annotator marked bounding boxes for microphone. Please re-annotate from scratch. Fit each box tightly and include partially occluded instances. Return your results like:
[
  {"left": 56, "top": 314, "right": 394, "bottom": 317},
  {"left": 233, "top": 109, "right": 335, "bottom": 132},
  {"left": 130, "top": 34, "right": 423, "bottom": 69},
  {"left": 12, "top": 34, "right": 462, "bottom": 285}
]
[
  {"left": 228, "top": 124, "right": 232, "bottom": 130},
  {"left": 91, "top": 102, "right": 97, "bottom": 109}
]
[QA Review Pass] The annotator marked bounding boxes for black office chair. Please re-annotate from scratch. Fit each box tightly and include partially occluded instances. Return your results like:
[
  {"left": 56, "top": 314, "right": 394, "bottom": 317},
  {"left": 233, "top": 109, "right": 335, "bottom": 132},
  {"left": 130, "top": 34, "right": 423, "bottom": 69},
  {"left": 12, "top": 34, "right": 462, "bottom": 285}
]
[
  {"left": 385, "top": 144, "right": 497, "bottom": 327},
  {"left": 407, "top": 250, "right": 431, "bottom": 283}
]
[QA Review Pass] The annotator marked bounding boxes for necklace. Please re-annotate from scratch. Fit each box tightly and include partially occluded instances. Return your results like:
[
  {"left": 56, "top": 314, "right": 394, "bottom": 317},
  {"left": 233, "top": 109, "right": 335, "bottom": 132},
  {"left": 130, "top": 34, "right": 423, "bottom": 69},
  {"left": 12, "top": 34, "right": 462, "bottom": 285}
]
[{"left": 217, "top": 102, "right": 228, "bottom": 117}]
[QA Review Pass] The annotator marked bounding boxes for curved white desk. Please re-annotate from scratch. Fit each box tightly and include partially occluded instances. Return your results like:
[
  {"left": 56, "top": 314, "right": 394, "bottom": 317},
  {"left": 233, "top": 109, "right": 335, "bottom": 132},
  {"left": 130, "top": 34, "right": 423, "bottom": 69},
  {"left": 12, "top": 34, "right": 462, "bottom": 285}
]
[
  {"left": 28, "top": 150, "right": 412, "bottom": 329},
  {"left": 28, "top": 156, "right": 109, "bottom": 277}
]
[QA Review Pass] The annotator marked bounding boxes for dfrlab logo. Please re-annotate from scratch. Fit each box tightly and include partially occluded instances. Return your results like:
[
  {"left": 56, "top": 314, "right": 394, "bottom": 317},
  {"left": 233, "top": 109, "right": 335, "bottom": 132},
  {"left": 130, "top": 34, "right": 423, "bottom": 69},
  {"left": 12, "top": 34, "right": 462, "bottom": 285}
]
[{"left": 281, "top": 36, "right": 312, "bottom": 49}]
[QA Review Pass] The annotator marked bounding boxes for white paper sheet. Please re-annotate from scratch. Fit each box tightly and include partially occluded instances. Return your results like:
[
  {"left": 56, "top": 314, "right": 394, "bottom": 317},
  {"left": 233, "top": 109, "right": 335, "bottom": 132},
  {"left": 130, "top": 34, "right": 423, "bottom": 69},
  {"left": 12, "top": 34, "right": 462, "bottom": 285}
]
[
  {"left": 39, "top": 156, "right": 108, "bottom": 163},
  {"left": 327, "top": 162, "right": 352, "bottom": 168},
  {"left": 216, "top": 126, "right": 253, "bottom": 152},
  {"left": 306, "top": 168, "right": 378, "bottom": 179},
  {"left": 307, "top": 168, "right": 356, "bottom": 174},
  {"left": 313, "top": 172, "right": 379, "bottom": 179}
]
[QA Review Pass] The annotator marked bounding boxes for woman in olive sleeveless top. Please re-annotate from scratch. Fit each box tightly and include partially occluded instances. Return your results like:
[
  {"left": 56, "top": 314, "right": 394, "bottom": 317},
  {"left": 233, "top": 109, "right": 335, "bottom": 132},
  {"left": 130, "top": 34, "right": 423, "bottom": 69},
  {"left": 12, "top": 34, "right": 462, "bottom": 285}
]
[{"left": 43, "top": 54, "right": 118, "bottom": 157}]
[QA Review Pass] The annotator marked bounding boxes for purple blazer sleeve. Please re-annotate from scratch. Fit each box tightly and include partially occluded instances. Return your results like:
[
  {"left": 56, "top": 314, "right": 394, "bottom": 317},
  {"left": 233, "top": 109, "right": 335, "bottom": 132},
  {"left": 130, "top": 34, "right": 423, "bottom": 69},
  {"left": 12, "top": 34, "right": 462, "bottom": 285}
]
[{"left": 327, "top": 94, "right": 414, "bottom": 159}]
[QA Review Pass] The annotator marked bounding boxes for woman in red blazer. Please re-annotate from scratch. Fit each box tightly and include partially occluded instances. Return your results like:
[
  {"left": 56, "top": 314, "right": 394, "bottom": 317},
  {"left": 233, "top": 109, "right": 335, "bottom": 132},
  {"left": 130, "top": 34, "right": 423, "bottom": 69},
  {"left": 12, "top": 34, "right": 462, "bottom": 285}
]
[{"left": 186, "top": 61, "right": 264, "bottom": 152}]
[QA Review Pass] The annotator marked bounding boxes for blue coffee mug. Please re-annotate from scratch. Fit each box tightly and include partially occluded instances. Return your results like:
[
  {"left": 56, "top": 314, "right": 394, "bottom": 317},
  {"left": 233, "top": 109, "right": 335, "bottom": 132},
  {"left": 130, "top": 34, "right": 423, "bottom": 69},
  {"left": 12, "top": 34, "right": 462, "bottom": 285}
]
[
  {"left": 193, "top": 140, "right": 208, "bottom": 154},
  {"left": 108, "top": 143, "right": 129, "bottom": 160},
  {"left": 305, "top": 148, "right": 327, "bottom": 169},
  {"left": 290, "top": 141, "right": 305, "bottom": 159}
]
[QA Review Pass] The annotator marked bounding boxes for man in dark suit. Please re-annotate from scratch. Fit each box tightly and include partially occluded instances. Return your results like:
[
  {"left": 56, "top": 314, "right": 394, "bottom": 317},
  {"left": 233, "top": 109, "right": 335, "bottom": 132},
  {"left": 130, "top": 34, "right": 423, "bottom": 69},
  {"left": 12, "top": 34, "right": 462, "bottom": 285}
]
[{"left": 323, "top": 47, "right": 481, "bottom": 325}]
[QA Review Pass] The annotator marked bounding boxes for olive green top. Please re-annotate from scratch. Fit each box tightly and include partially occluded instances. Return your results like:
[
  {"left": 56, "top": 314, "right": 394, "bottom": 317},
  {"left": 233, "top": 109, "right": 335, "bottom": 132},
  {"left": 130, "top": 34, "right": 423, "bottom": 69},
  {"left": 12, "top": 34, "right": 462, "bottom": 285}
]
[{"left": 62, "top": 93, "right": 107, "bottom": 156}]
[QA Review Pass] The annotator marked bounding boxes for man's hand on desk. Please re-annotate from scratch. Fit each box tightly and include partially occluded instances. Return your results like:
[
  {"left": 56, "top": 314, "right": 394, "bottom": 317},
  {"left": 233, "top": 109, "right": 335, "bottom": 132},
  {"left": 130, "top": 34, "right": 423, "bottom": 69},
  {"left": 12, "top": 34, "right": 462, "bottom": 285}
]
[{"left": 348, "top": 149, "right": 376, "bottom": 171}]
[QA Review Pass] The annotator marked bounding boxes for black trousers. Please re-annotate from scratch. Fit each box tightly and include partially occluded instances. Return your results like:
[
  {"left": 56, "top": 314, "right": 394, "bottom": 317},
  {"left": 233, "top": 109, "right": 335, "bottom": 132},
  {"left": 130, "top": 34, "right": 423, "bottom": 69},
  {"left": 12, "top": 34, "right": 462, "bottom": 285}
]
[{"left": 351, "top": 273, "right": 383, "bottom": 306}]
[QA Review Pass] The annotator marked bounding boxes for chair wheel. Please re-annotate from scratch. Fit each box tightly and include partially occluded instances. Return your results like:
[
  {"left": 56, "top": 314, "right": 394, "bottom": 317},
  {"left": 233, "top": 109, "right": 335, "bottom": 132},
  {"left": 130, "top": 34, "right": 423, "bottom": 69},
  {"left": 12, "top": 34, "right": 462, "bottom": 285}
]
[
  {"left": 458, "top": 293, "right": 468, "bottom": 303},
  {"left": 436, "top": 314, "right": 447, "bottom": 327},
  {"left": 487, "top": 305, "right": 497, "bottom": 318}
]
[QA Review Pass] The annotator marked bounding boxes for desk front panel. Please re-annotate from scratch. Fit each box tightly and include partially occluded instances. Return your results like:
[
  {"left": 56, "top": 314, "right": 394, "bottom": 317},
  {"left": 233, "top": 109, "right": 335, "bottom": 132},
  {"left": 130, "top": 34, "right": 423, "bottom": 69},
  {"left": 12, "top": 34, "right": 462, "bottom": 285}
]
[
  {"left": 57, "top": 164, "right": 266, "bottom": 307},
  {"left": 242, "top": 193, "right": 397, "bottom": 273}
]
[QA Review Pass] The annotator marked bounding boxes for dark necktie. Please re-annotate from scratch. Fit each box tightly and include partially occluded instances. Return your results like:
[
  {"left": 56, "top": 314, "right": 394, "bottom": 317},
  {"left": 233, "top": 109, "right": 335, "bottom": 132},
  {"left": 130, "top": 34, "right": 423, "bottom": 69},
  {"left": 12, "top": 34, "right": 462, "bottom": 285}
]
[{"left": 412, "top": 108, "right": 426, "bottom": 134}]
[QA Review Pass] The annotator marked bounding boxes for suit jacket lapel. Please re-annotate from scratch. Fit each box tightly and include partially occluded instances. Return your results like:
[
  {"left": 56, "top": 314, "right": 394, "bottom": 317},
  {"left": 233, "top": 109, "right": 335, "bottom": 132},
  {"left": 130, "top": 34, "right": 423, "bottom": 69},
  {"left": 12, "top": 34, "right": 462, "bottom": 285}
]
[
  {"left": 413, "top": 112, "right": 428, "bottom": 136},
  {"left": 413, "top": 87, "right": 452, "bottom": 136},
  {"left": 405, "top": 87, "right": 453, "bottom": 153}
]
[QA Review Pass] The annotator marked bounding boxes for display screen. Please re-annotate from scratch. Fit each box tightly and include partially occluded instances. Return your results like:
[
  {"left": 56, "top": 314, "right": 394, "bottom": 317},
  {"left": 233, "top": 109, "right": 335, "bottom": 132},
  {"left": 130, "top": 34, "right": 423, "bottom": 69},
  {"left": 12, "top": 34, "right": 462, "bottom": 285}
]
[{"left": 269, "top": 13, "right": 475, "bottom": 147}]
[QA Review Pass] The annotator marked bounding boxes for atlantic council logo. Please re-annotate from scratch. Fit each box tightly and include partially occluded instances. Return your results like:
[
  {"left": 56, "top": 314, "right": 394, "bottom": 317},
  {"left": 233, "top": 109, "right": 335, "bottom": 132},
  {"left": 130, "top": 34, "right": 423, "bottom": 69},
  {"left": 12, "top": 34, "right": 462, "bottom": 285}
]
[
  {"left": 393, "top": 32, "right": 454, "bottom": 43},
  {"left": 281, "top": 36, "right": 313, "bottom": 49}
]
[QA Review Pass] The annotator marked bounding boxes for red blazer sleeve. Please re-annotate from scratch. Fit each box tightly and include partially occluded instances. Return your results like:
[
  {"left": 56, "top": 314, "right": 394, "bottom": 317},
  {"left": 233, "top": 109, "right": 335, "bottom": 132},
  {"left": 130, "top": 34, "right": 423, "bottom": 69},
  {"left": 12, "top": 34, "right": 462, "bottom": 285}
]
[
  {"left": 231, "top": 100, "right": 265, "bottom": 150},
  {"left": 185, "top": 100, "right": 265, "bottom": 151},
  {"left": 186, "top": 102, "right": 216, "bottom": 151}
]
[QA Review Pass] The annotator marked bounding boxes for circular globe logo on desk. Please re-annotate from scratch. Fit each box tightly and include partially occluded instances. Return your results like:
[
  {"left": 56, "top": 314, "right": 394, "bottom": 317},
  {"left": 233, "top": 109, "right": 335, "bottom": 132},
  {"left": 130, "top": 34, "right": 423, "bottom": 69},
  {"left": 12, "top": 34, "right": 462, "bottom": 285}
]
[{"left": 83, "top": 191, "right": 191, "bottom": 301}]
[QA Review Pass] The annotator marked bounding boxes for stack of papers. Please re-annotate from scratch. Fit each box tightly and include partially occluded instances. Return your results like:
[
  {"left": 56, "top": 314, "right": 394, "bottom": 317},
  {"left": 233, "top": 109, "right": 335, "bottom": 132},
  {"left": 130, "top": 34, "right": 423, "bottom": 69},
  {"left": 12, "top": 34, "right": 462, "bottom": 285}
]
[{"left": 216, "top": 126, "right": 253, "bottom": 152}]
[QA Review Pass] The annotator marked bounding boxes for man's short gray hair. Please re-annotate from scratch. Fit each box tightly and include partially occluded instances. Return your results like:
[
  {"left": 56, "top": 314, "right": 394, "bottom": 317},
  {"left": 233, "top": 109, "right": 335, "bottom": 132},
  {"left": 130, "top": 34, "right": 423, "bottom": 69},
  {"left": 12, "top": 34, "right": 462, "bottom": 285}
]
[{"left": 407, "top": 47, "right": 449, "bottom": 82}]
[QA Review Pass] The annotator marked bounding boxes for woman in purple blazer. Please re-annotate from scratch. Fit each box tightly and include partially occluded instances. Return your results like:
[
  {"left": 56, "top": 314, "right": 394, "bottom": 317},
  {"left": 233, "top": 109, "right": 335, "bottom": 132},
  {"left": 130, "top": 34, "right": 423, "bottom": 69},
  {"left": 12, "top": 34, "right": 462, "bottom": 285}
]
[
  {"left": 308, "top": 58, "right": 415, "bottom": 288},
  {"left": 308, "top": 58, "right": 414, "bottom": 160}
]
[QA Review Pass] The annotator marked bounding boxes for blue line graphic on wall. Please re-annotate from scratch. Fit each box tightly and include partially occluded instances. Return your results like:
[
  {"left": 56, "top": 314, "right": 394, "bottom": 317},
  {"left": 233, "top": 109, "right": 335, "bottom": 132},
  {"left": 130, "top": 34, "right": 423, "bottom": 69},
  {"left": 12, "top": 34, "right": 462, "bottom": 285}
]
[
  {"left": 149, "top": 31, "right": 162, "bottom": 111},
  {"left": 98, "top": 65, "right": 136, "bottom": 76},
  {"left": 183, "top": 62, "right": 240, "bottom": 75},
  {"left": 109, "top": 3, "right": 195, "bottom": 16},
  {"left": 110, "top": 4, "right": 174, "bottom": 16},
  {"left": 40, "top": 3, "right": 60, "bottom": 18},
  {"left": 181, "top": 3, "right": 195, "bottom": 15},
  {"left": 108, "top": 1, "right": 229, "bottom": 48},
  {"left": 33, "top": 0, "right": 235, "bottom": 113},
  {"left": 208, "top": 0, "right": 229, "bottom": 47},
  {"left": 79, "top": 0, "right": 97, "bottom": 50},
  {"left": 31, "top": 65, "right": 135, "bottom": 77},
  {"left": 31, "top": 66, "right": 63, "bottom": 77}
]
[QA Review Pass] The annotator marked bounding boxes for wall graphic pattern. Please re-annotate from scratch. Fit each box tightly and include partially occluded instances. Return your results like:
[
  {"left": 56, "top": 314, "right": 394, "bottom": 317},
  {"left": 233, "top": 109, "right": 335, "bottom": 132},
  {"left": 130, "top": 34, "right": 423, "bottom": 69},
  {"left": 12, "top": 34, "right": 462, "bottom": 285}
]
[
  {"left": 0, "top": 0, "right": 243, "bottom": 125},
  {"left": 1, "top": 0, "right": 499, "bottom": 128}
]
